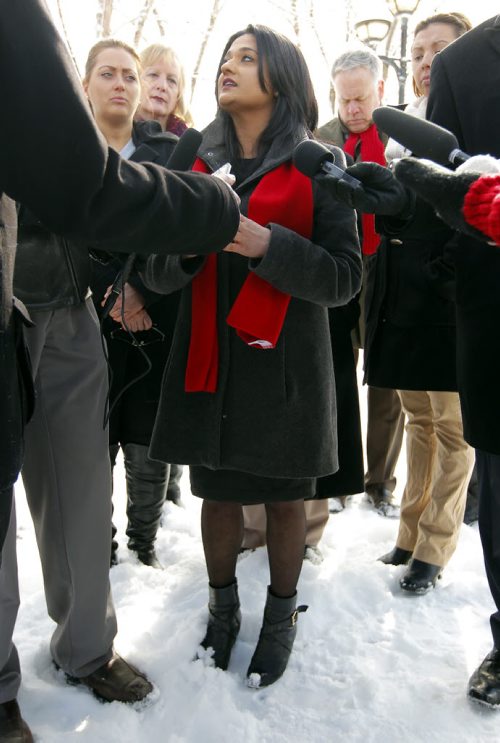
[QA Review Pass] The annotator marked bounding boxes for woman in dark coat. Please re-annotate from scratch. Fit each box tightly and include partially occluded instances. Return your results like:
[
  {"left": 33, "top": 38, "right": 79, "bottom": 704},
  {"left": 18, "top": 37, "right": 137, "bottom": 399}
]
[
  {"left": 88, "top": 40, "right": 193, "bottom": 568},
  {"left": 85, "top": 38, "right": 182, "bottom": 570},
  {"left": 142, "top": 24, "right": 361, "bottom": 687},
  {"left": 365, "top": 13, "right": 474, "bottom": 594}
]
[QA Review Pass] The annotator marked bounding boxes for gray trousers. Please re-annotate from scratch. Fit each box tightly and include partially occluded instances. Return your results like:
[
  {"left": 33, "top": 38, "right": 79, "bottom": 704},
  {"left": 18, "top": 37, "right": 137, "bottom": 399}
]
[{"left": 0, "top": 299, "right": 117, "bottom": 702}]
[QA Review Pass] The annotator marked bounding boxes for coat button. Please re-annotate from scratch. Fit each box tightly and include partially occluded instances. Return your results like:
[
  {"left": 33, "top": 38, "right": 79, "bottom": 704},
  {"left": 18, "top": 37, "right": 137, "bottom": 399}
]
[{"left": 390, "top": 239, "right": 403, "bottom": 245}]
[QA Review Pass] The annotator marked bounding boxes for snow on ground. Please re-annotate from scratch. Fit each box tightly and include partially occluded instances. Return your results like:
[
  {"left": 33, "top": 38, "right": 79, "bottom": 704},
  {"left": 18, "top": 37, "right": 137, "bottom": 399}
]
[{"left": 11, "top": 455, "right": 500, "bottom": 743}]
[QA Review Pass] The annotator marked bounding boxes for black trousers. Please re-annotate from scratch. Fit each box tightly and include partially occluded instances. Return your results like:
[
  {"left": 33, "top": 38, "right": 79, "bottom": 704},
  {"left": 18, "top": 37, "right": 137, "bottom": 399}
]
[{"left": 477, "top": 449, "right": 500, "bottom": 647}]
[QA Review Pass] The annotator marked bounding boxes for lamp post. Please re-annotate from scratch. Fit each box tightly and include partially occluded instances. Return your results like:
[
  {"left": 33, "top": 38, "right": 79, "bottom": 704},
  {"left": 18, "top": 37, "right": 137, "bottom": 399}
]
[{"left": 355, "top": 0, "right": 421, "bottom": 104}]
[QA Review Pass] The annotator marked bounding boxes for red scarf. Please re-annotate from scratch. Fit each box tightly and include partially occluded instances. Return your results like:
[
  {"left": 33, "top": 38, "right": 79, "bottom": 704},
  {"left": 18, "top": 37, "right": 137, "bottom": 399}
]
[
  {"left": 344, "top": 123, "right": 386, "bottom": 255},
  {"left": 185, "top": 158, "right": 313, "bottom": 392}
]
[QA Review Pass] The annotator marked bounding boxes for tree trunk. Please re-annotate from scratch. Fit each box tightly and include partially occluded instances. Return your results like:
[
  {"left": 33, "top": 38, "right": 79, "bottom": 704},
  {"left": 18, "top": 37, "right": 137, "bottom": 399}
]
[
  {"left": 96, "top": 0, "right": 114, "bottom": 38},
  {"left": 190, "top": 0, "right": 223, "bottom": 105},
  {"left": 56, "top": 0, "right": 81, "bottom": 75},
  {"left": 134, "top": 0, "right": 156, "bottom": 47}
]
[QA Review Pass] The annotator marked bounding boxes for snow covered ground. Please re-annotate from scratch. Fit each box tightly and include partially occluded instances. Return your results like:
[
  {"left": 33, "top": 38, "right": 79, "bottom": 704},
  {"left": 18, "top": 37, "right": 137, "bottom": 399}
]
[{"left": 11, "top": 450, "right": 500, "bottom": 742}]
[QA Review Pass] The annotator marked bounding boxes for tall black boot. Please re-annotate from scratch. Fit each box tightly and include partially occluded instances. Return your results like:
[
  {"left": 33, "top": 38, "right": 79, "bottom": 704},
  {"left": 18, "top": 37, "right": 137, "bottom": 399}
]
[
  {"left": 109, "top": 444, "right": 120, "bottom": 567},
  {"left": 166, "top": 463, "right": 183, "bottom": 506},
  {"left": 199, "top": 581, "right": 241, "bottom": 670},
  {"left": 123, "top": 443, "right": 169, "bottom": 568},
  {"left": 247, "top": 587, "right": 307, "bottom": 688}
]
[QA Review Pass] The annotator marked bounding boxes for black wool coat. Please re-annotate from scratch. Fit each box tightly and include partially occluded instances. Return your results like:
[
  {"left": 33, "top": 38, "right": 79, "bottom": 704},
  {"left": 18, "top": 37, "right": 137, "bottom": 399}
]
[
  {"left": 0, "top": 0, "right": 239, "bottom": 518},
  {"left": 142, "top": 120, "right": 362, "bottom": 479},
  {"left": 364, "top": 198, "right": 458, "bottom": 392},
  {"left": 90, "top": 123, "right": 180, "bottom": 447},
  {"left": 427, "top": 16, "right": 500, "bottom": 455},
  {"left": 0, "top": 1, "right": 239, "bottom": 258}
]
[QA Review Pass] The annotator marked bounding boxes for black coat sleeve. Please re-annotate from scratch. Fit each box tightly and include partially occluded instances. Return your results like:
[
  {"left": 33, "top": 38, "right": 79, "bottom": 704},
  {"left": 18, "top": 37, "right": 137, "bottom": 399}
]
[{"left": 0, "top": 0, "right": 239, "bottom": 256}]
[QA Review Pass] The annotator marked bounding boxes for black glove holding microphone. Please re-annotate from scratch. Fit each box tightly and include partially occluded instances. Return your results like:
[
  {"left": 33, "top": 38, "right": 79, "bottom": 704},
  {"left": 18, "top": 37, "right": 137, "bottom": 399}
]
[{"left": 293, "top": 139, "right": 414, "bottom": 217}]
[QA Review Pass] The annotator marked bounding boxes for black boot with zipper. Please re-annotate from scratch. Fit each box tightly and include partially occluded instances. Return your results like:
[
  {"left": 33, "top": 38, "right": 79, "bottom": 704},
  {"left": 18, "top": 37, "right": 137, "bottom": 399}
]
[
  {"left": 199, "top": 581, "right": 241, "bottom": 670},
  {"left": 247, "top": 587, "right": 308, "bottom": 688}
]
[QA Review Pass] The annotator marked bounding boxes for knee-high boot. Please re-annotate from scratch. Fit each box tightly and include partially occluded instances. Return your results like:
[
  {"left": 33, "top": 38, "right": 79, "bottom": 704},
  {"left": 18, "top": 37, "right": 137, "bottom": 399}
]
[
  {"left": 247, "top": 587, "right": 307, "bottom": 688},
  {"left": 123, "top": 443, "right": 169, "bottom": 568},
  {"left": 199, "top": 581, "right": 241, "bottom": 670},
  {"left": 109, "top": 443, "right": 120, "bottom": 567},
  {"left": 166, "top": 463, "right": 183, "bottom": 506}
]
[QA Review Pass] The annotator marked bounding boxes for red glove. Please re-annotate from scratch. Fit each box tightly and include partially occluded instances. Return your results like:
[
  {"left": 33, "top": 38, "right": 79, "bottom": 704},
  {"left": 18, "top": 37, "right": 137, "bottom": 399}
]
[{"left": 463, "top": 174, "right": 500, "bottom": 246}]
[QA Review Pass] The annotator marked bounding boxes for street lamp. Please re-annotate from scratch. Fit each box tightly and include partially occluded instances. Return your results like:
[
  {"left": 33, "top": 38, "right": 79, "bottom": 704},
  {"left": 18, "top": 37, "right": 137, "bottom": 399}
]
[{"left": 355, "top": 0, "right": 422, "bottom": 104}]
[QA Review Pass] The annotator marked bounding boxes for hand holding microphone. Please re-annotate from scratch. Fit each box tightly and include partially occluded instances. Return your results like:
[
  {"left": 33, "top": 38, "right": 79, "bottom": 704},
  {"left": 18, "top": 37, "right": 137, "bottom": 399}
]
[
  {"left": 293, "top": 139, "right": 412, "bottom": 216},
  {"left": 370, "top": 106, "right": 500, "bottom": 243}
]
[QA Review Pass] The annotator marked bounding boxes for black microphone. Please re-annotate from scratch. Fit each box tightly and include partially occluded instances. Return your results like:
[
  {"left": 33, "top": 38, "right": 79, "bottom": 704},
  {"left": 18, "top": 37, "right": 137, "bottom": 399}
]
[
  {"left": 166, "top": 127, "right": 202, "bottom": 170},
  {"left": 372, "top": 106, "right": 470, "bottom": 167},
  {"left": 101, "top": 128, "right": 203, "bottom": 319},
  {"left": 293, "top": 140, "right": 363, "bottom": 190}
]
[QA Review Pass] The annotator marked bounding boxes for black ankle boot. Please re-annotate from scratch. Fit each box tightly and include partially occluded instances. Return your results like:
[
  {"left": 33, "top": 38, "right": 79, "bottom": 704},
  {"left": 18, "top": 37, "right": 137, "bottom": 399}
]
[
  {"left": 378, "top": 546, "right": 413, "bottom": 566},
  {"left": 247, "top": 588, "right": 308, "bottom": 688},
  {"left": 123, "top": 443, "right": 168, "bottom": 563},
  {"left": 199, "top": 581, "right": 241, "bottom": 670},
  {"left": 400, "top": 558, "right": 442, "bottom": 594},
  {"left": 0, "top": 700, "right": 33, "bottom": 742}
]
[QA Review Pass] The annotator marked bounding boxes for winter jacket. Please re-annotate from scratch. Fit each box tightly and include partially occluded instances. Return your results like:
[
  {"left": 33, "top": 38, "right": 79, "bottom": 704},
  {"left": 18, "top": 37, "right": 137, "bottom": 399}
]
[
  {"left": 141, "top": 118, "right": 362, "bottom": 478},
  {"left": 364, "top": 187, "right": 459, "bottom": 392},
  {"left": 0, "top": 0, "right": 239, "bottom": 512},
  {"left": 427, "top": 15, "right": 500, "bottom": 454},
  {"left": 89, "top": 124, "right": 178, "bottom": 446}
]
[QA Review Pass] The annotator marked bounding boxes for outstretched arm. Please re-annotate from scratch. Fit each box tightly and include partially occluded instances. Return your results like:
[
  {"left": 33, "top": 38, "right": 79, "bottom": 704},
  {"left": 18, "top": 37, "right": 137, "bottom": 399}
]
[{"left": 0, "top": 0, "right": 239, "bottom": 255}]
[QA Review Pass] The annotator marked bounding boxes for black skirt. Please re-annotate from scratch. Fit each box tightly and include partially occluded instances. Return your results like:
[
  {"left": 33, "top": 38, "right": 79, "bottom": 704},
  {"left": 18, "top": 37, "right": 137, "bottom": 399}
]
[{"left": 190, "top": 466, "right": 315, "bottom": 504}]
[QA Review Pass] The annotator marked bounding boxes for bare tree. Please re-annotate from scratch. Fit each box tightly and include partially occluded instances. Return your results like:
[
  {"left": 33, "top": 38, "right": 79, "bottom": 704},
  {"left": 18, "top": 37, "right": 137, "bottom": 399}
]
[
  {"left": 56, "top": 0, "right": 81, "bottom": 75},
  {"left": 307, "top": 0, "right": 329, "bottom": 66},
  {"left": 96, "top": 0, "right": 114, "bottom": 38},
  {"left": 134, "top": 0, "right": 156, "bottom": 47},
  {"left": 290, "top": 0, "right": 300, "bottom": 41},
  {"left": 152, "top": 4, "right": 166, "bottom": 37},
  {"left": 190, "top": 0, "right": 224, "bottom": 105}
]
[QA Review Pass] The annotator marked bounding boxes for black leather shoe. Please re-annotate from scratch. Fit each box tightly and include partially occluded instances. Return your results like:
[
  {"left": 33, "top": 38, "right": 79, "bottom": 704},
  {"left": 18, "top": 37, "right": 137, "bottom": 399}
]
[
  {"left": 378, "top": 546, "right": 413, "bottom": 566},
  {"left": 65, "top": 653, "right": 153, "bottom": 703},
  {"left": 400, "top": 558, "right": 442, "bottom": 594},
  {"left": 0, "top": 700, "right": 33, "bottom": 742},
  {"left": 468, "top": 648, "right": 500, "bottom": 707},
  {"left": 365, "top": 487, "right": 399, "bottom": 518}
]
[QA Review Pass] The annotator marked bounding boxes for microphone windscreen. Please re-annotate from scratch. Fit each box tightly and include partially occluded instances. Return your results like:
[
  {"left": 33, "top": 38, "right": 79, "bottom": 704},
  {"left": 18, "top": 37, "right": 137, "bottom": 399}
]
[
  {"left": 372, "top": 106, "right": 459, "bottom": 166},
  {"left": 293, "top": 139, "right": 334, "bottom": 178},
  {"left": 167, "top": 128, "right": 203, "bottom": 171}
]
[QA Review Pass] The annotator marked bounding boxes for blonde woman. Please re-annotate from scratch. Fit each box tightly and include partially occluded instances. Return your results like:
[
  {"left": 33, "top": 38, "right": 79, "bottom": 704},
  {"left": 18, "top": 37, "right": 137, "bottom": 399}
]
[{"left": 136, "top": 44, "right": 192, "bottom": 135}]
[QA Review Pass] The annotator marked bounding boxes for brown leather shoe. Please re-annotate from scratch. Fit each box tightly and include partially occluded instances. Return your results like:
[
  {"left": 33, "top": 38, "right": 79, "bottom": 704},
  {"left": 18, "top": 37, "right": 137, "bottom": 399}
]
[
  {"left": 67, "top": 653, "right": 153, "bottom": 703},
  {"left": 0, "top": 700, "right": 33, "bottom": 742}
]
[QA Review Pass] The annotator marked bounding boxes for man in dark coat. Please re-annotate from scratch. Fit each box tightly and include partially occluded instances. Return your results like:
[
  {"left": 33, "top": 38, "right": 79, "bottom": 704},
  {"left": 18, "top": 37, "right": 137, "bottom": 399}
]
[
  {"left": 0, "top": 0, "right": 239, "bottom": 738},
  {"left": 317, "top": 47, "right": 404, "bottom": 518},
  {"left": 426, "top": 15, "right": 500, "bottom": 707}
]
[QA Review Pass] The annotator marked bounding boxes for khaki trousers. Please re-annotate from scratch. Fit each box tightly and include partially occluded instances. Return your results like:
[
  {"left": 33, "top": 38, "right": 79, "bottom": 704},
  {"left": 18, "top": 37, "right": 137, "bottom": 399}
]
[
  {"left": 242, "top": 499, "right": 329, "bottom": 549},
  {"left": 396, "top": 389, "right": 474, "bottom": 566},
  {"left": 365, "top": 385, "right": 405, "bottom": 493}
]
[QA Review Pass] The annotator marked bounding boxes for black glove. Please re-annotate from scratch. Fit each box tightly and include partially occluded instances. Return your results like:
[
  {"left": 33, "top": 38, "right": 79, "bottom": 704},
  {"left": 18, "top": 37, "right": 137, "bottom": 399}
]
[
  {"left": 316, "top": 161, "right": 413, "bottom": 216},
  {"left": 393, "top": 158, "right": 488, "bottom": 241}
]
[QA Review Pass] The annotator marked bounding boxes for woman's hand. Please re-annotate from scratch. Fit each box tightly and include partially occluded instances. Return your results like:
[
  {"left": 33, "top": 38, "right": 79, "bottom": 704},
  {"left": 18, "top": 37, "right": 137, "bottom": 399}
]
[
  {"left": 103, "top": 282, "right": 145, "bottom": 322},
  {"left": 223, "top": 215, "right": 270, "bottom": 258},
  {"left": 119, "top": 308, "right": 153, "bottom": 332}
]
